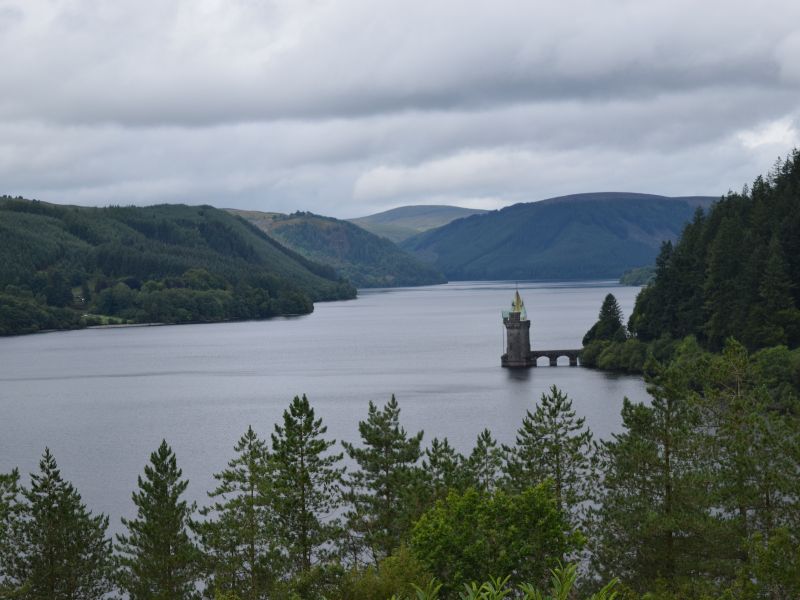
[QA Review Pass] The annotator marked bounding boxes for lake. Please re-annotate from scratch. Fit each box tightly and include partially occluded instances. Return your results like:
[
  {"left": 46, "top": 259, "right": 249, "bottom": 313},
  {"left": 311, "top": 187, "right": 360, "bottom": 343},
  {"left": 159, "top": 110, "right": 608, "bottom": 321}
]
[{"left": 0, "top": 281, "right": 648, "bottom": 529}]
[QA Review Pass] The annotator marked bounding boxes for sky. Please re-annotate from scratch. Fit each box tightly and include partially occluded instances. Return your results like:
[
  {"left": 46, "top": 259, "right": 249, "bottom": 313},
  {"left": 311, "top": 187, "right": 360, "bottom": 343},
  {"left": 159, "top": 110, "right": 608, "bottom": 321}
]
[{"left": 1, "top": 0, "right": 799, "bottom": 219}]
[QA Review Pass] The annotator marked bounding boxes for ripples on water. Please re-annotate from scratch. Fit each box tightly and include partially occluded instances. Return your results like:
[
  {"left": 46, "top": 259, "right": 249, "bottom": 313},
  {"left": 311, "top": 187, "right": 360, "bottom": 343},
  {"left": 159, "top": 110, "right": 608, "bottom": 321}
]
[{"left": 0, "top": 281, "right": 648, "bottom": 529}]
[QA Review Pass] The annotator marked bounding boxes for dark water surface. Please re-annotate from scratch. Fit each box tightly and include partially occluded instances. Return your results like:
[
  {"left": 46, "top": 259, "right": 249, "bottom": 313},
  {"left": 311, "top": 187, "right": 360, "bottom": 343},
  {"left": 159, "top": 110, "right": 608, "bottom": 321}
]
[{"left": 0, "top": 281, "right": 647, "bottom": 528}]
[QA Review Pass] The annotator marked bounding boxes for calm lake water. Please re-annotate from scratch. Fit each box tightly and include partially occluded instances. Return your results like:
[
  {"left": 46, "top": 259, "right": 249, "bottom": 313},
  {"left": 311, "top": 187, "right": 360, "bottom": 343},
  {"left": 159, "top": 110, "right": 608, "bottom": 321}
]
[{"left": 0, "top": 281, "right": 647, "bottom": 529}]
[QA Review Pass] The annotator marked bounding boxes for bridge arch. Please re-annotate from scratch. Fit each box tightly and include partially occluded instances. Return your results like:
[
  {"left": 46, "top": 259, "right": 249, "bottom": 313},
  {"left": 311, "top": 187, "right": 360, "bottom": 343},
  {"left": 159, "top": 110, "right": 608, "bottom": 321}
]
[{"left": 529, "top": 350, "right": 580, "bottom": 367}]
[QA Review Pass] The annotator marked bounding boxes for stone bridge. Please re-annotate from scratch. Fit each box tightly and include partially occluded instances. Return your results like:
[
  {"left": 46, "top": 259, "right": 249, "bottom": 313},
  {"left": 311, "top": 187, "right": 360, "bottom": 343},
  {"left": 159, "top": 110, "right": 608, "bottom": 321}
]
[{"left": 529, "top": 349, "right": 580, "bottom": 367}]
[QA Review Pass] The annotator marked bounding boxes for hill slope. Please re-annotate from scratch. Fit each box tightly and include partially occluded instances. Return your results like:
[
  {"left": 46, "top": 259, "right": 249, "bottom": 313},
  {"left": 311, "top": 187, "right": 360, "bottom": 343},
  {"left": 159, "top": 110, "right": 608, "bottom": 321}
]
[
  {"left": 0, "top": 197, "right": 355, "bottom": 335},
  {"left": 401, "top": 193, "right": 717, "bottom": 281},
  {"left": 349, "top": 205, "right": 488, "bottom": 242},
  {"left": 230, "top": 209, "right": 446, "bottom": 288},
  {"left": 628, "top": 152, "right": 800, "bottom": 350}
]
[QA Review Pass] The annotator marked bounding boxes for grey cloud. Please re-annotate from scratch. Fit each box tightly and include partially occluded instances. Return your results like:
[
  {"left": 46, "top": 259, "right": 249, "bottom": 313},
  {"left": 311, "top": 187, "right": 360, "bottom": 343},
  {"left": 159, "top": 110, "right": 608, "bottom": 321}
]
[
  {"left": 0, "top": 0, "right": 798, "bottom": 217},
  {"left": 1, "top": 1, "right": 798, "bottom": 126}
]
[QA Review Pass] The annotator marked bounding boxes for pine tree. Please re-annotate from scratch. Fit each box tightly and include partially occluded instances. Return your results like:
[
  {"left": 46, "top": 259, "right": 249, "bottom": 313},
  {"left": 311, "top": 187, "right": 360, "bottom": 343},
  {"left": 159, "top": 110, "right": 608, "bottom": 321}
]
[
  {"left": 0, "top": 469, "right": 22, "bottom": 594},
  {"left": 759, "top": 235, "right": 795, "bottom": 314},
  {"left": 704, "top": 214, "right": 749, "bottom": 350},
  {"left": 343, "top": 395, "right": 423, "bottom": 564},
  {"left": 668, "top": 209, "right": 708, "bottom": 337},
  {"left": 270, "top": 395, "right": 344, "bottom": 578},
  {"left": 592, "top": 356, "right": 713, "bottom": 593},
  {"left": 583, "top": 293, "right": 626, "bottom": 345},
  {"left": 504, "top": 385, "right": 594, "bottom": 522},
  {"left": 422, "top": 437, "right": 467, "bottom": 503},
  {"left": 465, "top": 429, "right": 503, "bottom": 493},
  {"left": 116, "top": 440, "right": 200, "bottom": 600},
  {"left": 699, "top": 340, "right": 800, "bottom": 577},
  {"left": 746, "top": 234, "right": 800, "bottom": 347},
  {"left": 195, "top": 426, "right": 278, "bottom": 599},
  {"left": 1, "top": 449, "right": 113, "bottom": 599}
]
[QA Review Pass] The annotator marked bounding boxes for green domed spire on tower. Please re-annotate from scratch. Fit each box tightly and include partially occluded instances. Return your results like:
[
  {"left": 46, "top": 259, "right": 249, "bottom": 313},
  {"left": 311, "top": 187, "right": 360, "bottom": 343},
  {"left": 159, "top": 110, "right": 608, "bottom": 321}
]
[{"left": 512, "top": 290, "right": 527, "bottom": 320}]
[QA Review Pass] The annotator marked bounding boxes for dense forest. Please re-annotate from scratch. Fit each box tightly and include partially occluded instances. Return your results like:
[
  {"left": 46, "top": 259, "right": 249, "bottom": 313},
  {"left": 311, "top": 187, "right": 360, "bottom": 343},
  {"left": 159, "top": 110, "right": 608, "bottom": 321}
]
[
  {"left": 2, "top": 345, "right": 798, "bottom": 599},
  {"left": 230, "top": 210, "right": 446, "bottom": 288},
  {"left": 582, "top": 151, "right": 800, "bottom": 373},
  {"left": 0, "top": 198, "right": 355, "bottom": 336}
]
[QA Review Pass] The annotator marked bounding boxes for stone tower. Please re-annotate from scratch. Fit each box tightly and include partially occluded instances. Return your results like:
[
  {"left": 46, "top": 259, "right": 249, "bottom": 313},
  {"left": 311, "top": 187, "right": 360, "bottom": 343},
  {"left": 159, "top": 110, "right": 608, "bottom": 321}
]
[{"left": 501, "top": 290, "right": 534, "bottom": 367}]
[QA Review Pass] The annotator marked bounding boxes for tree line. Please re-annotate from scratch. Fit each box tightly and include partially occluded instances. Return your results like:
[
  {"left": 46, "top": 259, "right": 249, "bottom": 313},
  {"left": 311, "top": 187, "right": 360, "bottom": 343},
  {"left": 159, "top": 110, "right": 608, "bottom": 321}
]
[
  {"left": 0, "top": 199, "right": 356, "bottom": 336},
  {"left": 2, "top": 346, "right": 799, "bottom": 599},
  {"left": 582, "top": 150, "right": 800, "bottom": 373}
]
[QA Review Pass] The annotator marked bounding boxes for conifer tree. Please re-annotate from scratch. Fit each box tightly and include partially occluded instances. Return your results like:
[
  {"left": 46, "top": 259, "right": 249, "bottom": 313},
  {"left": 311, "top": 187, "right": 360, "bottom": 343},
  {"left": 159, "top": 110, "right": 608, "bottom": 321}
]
[
  {"left": 759, "top": 236, "right": 795, "bottom": 315},
  {"left": 591, "top": 355, "right": 712, "bottom": 593},
  {"left": 0, "top": 450, "right": 113, "bottom": 599},
  {"left": 465, "top": 429, "right": 503, "bottom": 493},
  {"left": 0, "top": 469, "right": 22, "bottom": 593},
  {"left": 422, "top": 437, "right": 467, "bottom": 503},
  {"left": 704, "top": 215, "right": 749, "bottom": 349},
  {"left": 583, "top": 293, "right": 626, "bottom": 345},
  {"left": 747, "top": 234, "right": 800, "bottom": 346},
  {"left": 504, "top": 385, "right": 594, "bottom": 522},
  {"left": 270, "top": 395, "right": 344, "bottom": 578},
  {"left": 343, "top": 395, "right": 423, "bottom": 564},
  {"left": 116, "top": 440, "right": 200, "bottom": 600},
  {"left": 699, "top": 340, "right": 800, "bottom": 575},
  {"left": 196, "top": 426, "right": 278, "bottom": 600}
]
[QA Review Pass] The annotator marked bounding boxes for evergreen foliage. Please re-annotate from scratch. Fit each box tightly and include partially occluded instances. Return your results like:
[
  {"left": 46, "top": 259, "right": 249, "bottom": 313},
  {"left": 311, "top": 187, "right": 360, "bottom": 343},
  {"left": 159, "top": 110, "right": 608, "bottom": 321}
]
[
  {"left": 342, "top": 395, "right": 424, "bottom": 564},
  {"left": 116, "top": 440, "right": 200, "bottom": 600},
  {"left": 696, "top": 341, "right": 800, "bottom": 584},
  {"left": 421, "top": 438, "right": 467, "bottom": 505},
  {"left": 591, "top": 337, "right": 800, "bottom": 595},
  {"left": 628, "top": 150, "right": 800, "bottom": 351},
  {"left": 582, "top": 294, "right": 626, "bottom": 346},
  {"left": 464, "top": 429, "right": 503, "bottom": 493},
  {"left": 0, "top": 197, "right": 356, "bottom": 336},
  {"left": 591, "top": 351, "right": 712, "bottom": 593},
  {"left": 195, "top": 427, "right": 278, "bottom": 599},
  {"left": 0, "top": 469, "right": 22, "bottom": 596},
  {"left": 0, "top": 372, "right": 797, "bottom": 597},
  {"left": 503, "top": 385, "right": 594, "bottom": 523},
  {"left": 0, "top": 450, "right": 112, "bottom": 599},
  {"left": 269, "top": 395, "right": 344, "bottom": 583}
]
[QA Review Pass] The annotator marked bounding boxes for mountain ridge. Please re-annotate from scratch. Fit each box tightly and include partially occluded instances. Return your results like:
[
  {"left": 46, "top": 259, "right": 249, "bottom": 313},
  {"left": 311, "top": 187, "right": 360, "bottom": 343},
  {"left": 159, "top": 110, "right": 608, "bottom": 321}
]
[
  {"left": 229, "top": 209, "right": 446, "bottom": 288},
  {"left": 400, "top": 192, "right": 718, "bottom": 281},
  {"left": 349, "top": 204, "right": 488, "bottom": 242}
]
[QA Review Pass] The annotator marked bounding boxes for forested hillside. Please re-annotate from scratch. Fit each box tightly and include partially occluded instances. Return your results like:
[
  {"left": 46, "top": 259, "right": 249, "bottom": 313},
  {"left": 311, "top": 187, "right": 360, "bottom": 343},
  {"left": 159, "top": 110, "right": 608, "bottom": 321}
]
[
  {"left": 349, "top": 204, "right": 487, "bottom": 243},
  {"left": 0, "top": 198, "right": 355, "bottom": 335},
  {"left": 230, "top": 209, "right": 446, "bottom": 288},
  {"left": 581, "top": 151, "right": 800, "bottom": 373},
  {"left": 402, "top": 193, "right": 715, "bottom": 280},
  {"left": 629, "top": 150, "right": 800, "bottom": 350}
]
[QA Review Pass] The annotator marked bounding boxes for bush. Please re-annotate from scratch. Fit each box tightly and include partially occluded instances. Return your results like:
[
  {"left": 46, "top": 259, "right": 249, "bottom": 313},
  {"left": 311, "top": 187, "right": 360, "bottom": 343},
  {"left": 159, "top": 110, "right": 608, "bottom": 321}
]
[
  {"left": 410, "top": 486, "right": 575, "bottom": 597},
  {"left": 337, "top": 547, "right": 432, "bottom": 600}
]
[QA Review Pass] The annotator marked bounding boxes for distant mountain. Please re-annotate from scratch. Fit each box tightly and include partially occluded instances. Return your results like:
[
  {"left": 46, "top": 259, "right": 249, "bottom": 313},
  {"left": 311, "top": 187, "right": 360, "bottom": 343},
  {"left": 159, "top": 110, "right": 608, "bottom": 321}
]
[
  {"left": 0, "top": 197, "right": 355, "bottom": 335},
  {"left": 230, "top": 209, "right": 446, "bottom": 288},
  {"left": 400, "top": 192, "right": 718, "bottom": 281},
  {"left": 349, "top": 205, "right": 488, "bottom": 243}
]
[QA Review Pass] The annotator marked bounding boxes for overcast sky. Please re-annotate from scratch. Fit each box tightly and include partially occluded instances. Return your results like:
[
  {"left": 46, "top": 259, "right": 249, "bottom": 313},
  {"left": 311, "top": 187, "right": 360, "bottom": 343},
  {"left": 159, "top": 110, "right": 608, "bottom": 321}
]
[{"left": 1, "top": 0, "right": 799, "bottom": 218}]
